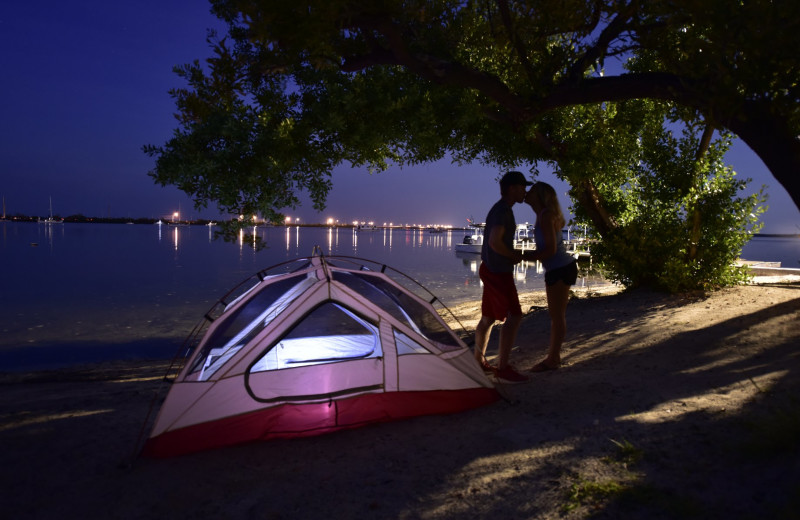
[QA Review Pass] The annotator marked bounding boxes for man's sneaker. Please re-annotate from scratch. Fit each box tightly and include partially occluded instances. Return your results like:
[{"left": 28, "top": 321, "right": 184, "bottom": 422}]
[
  {"left": 494, "top": 365, "right": 529, "bottom": 384},
  {"left": 479, "top": 359, "right": 496, "bottom": 375}
]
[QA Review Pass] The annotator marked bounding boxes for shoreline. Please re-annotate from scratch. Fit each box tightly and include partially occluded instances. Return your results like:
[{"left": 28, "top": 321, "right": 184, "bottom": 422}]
[{"left": 2, "top": 274, "right": 796, "bottom": 375}]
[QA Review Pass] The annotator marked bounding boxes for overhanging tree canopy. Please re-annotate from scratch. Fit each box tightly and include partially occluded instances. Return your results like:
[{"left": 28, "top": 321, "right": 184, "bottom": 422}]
[{"left": 146, "top": 0, "right": 800, "bottom": 221}]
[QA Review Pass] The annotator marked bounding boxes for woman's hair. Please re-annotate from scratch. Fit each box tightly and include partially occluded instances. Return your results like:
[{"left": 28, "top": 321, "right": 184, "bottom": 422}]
[{"left": 529, "top": 182, "right": 566, "bottom": 229}]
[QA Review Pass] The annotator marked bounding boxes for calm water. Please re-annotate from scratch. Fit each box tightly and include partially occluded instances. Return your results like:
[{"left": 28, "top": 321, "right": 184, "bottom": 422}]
[
  {"left": 0, "top": 222, "right": 602, "bottom": 371},
  {"left": 740, "top": 235, "right": 800, "bottom": 268},
  {"left": 1, "top": 222, "right": 796, "bottom": 371}
]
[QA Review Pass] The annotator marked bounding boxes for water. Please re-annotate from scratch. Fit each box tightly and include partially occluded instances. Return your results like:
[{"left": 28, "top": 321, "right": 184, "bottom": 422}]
[
  {"left": 2, "top": 222, "right": 795, "bottom": 371},
  {"left": 0, "top": 222, "right": 604, "bottom": 371},
  {"left": 740, "top": 235, "right": 800, "bottom": 268}
]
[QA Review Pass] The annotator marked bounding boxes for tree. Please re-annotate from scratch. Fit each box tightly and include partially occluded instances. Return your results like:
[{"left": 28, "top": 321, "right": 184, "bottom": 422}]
[
  {"left": 561, "top": 99, "right": 766, "bottom": 290},
  {"left": 145, "top": 0, "right": 797, "bottom": 246}
]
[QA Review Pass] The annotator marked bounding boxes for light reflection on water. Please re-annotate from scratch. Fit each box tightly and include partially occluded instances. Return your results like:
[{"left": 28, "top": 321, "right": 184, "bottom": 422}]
[{"left": 0, "top": 221, "right": 592, "bottom": 370}]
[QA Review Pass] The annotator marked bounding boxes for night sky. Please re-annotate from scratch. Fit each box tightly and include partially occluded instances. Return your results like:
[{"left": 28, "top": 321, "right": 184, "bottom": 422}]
[{"left": 3, "top": 2, "right": 798, "bottom": 232}]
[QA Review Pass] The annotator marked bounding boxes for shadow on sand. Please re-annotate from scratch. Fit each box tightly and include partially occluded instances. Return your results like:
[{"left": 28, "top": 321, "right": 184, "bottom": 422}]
[{"left": 1, "top": 286, "right": 799, "bottom": 519}]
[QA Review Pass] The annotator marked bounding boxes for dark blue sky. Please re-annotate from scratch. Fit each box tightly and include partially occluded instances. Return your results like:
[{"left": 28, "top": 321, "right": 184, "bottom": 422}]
[{"left": 2, "top": 2, "right": 798, "bottom": 232}]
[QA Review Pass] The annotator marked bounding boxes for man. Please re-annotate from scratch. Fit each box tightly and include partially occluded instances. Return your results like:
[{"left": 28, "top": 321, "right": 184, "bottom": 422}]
[{"left": 474, "top": 171, "right": 532, "bottom": 384}]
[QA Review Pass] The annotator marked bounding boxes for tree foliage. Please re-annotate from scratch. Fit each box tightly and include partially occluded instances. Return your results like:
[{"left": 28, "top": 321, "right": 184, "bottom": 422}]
[
  {"left": 563, "top": 100, "right": 766, "bottom": 291},
  {"left": 146, "top": 0, "right": 800, "bottom": 217},
  {"left": 145, "top": 0, "right": 792, "bottom": 283}
]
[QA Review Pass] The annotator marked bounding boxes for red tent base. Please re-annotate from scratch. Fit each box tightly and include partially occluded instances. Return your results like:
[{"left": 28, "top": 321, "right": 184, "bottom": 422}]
[{"left": 142, "top": 387, "right": 499, "bottom": 458}]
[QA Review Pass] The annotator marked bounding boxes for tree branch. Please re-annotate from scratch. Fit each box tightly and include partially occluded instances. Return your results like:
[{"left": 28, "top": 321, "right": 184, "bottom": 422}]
[
  {"left": 495, "top": 0, "right": 538, "bottom": 86},
  {"left": 342, "top": 16, "right": 530, "bottom": 117},
  {"left": 564, "top": 1, "right": 639, "bottom": 83},
  {"left": 540, "top": 73, "right": 701, "bottom": 111}
]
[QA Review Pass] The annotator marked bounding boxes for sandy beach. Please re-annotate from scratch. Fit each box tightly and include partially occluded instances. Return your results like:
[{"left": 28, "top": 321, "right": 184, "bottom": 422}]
[{"left": 2, "top": 278, "right": 799, "bottom": 519}]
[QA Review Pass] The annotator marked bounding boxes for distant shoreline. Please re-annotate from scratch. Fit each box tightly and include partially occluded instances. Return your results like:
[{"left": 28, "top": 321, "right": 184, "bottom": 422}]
[
  {"left": 3, "top": 218, "right": 798, "bottom": 236},
  {"left": 0, "top": 218, "right": 469, "bottom": 230}
]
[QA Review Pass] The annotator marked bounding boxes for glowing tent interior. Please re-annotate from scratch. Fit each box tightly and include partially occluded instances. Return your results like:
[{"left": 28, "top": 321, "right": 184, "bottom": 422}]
[{"left": 142, "top": 252, "right": 499, "bottom": 457}]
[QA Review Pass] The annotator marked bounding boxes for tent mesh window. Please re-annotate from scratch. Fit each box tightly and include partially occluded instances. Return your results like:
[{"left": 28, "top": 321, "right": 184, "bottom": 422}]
[
  {"left": 250, "top": 301, "right": 381, "bottom": 372},
  {"left": 332, "top": 271, "right": 461, "bottom": 351},
  {"left": 394, "top": 328, "right": 433, "bottom": 355},
  {"left": 189, "top": 273, "right": 314, "bottom": 377}
]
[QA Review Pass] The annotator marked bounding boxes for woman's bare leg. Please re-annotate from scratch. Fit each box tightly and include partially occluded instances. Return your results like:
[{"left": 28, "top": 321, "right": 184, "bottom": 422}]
[{"left": 542, "top": 280, "right": 570, "bottom": 366}]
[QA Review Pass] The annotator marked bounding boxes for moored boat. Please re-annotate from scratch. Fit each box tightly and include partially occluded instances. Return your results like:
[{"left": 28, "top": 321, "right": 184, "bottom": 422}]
[
  {"left": 38, "top": 197, "right": 63, "bottom": 225},
  {"left": 454, "top": 223, "right": 484, "bottom": 254}
]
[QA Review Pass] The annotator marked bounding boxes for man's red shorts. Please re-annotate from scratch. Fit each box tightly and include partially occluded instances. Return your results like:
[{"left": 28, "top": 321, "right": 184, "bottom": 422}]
[{"left": 479, "top": 262, "right": 521, "bottom": 321}]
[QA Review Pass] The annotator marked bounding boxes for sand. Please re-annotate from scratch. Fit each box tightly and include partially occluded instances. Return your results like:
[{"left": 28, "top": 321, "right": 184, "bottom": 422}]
[{"left": 1, "top": 278, "right": 799, "bottom": 519}]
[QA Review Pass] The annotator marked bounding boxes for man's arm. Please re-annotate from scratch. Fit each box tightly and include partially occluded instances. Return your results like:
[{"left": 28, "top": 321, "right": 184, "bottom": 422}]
[{"left": 488, "top": 225, "right": 522, "bottom": 263}]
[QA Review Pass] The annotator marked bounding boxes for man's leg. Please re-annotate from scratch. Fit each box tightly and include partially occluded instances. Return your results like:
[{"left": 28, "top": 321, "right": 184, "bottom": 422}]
[
  {"left": 474, "top": 315, "right": 495, "bottom": 363},
  {"left": 496, "top": 312, "right": 521, "bottom": 370}
]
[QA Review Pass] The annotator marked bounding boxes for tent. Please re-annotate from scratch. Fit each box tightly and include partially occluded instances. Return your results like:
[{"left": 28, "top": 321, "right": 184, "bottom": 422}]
[{"left": 142, "top": 252, "right": 499, "bottom": 457}]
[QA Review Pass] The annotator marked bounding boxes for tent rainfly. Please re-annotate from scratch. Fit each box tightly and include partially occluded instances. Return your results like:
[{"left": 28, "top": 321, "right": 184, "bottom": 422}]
[{"left": 142, "top": 253, "right": 499, "bottom": 457}]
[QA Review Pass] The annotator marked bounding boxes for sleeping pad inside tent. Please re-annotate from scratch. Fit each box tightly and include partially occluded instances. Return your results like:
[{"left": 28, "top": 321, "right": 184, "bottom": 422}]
[{"left": 142, "top": 253, "right": 499, "bottom": 457}]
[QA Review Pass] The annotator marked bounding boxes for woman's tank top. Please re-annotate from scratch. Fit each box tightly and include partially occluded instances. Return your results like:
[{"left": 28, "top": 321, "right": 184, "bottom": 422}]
[{"left": 533, "top": 223, "right": 575, "bottom": 272}]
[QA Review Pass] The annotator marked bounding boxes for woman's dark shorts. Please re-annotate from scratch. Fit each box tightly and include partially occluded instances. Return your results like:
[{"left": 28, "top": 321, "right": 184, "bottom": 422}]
[{"left": 545, "top": 260, "right": 578, "bottom": 287}]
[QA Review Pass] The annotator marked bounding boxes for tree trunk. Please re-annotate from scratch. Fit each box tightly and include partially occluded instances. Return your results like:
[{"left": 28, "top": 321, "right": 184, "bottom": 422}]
[
  {"left": 574, "top": 178, "right": 617, "bottom": 236},
  {"left": 722, "top": 109, "right": 800, "bottom": 214},
  {"left": 687, "top": 124, "right": 715, "bottom": 260},
  {"left": 544, "top": 74, "right": 800, "bottom": 214}
]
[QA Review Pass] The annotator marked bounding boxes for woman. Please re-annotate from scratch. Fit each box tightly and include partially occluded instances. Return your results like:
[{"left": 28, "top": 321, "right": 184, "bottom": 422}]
[{"left": 523, "top": 182, "right": 578, "bottom": 372}]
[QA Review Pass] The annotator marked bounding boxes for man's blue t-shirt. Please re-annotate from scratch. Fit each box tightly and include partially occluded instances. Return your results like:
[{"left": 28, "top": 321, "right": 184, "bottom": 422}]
[{"left": 481, "top": 199, "right": 516, "bottom": 273}]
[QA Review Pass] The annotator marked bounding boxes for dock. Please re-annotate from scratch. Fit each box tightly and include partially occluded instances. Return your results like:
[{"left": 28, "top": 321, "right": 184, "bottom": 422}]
[{"left": 736, "top": 260, "right": 800, "bottom": 278}]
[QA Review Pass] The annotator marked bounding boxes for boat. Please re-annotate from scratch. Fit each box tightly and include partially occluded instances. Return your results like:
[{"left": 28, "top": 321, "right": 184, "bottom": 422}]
[
  {"left": 356, "top": 222, "right": 376, "bottom": 231},
  {"left": 455, "top": 220, "right": 539, "bottom": 254},
  {"left": 38, "top": 197, "right": 63, "bottom": 225},
  {"left": 514, "top": 223, "right": 535, "bottom": 251},
  {"left": 563, "top": 225, "right": 593, "bottom": 261},
  {"left": 454, "top": 224, "right": 484, "bottom": 254}
]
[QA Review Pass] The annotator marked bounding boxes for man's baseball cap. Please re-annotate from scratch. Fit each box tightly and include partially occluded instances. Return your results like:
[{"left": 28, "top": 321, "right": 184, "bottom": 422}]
[{"left": 500, "top": 171, "right": 534, "bottom": 188}]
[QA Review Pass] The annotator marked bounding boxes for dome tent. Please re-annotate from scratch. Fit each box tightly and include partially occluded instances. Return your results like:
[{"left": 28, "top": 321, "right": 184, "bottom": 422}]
[{"left": 143, "top": 251, "right": 499, "bottom": 457}]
